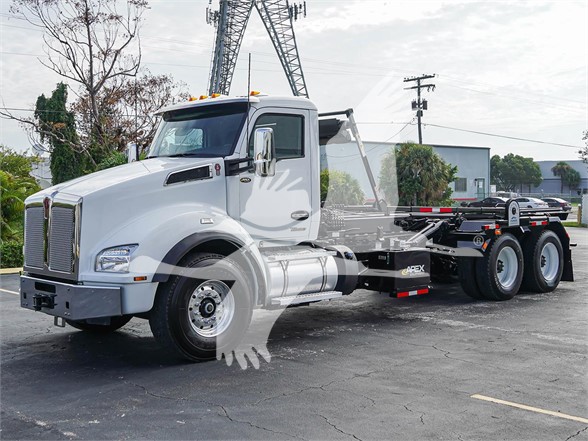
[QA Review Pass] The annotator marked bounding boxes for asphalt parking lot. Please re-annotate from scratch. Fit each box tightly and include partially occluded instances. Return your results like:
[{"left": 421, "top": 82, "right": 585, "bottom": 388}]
[{"left": 1, "top": 228, "right": 587, "bottom": 440}]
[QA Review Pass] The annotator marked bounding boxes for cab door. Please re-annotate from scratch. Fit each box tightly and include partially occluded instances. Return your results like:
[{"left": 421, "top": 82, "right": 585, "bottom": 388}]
[{"left": 239, "top": 108, "right": 312, "bottom": 244}]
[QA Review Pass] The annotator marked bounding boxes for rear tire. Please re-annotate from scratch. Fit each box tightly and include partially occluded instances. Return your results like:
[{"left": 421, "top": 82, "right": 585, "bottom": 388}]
[
  {"left": 476, "top": 233, "right": 524, "bottom": 301},
  {"left": 66, "top": 315, "right": 132, "bottom": 333},
  {"left": 149, "top": 253, "right": 253, "bottom": 362},
  {"left": 521, "top": 230, "right": 563, "bottom": 293},
  {"left": 458, "top": 257, "right": 484, "bottom": 299}
]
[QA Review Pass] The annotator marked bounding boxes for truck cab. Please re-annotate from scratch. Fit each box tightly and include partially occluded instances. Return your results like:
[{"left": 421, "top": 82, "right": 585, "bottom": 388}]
[{"left": 20, "top": 94, "right": 351, "bottom": 360}]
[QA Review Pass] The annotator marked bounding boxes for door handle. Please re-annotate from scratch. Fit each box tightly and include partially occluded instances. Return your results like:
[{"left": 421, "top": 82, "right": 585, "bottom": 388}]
[{"left": 291, "top": 210, "right": 309, "bottom": 221}]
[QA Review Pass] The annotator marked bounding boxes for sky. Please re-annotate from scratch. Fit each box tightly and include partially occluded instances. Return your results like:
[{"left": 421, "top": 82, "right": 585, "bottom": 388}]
[{"left": 0, "top": 0, "right": 586, "bottom": 161}]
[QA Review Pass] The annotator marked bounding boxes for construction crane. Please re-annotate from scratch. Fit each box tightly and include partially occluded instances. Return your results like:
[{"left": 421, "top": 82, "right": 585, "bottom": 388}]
[{"left": 206, "top": 0, "right": 309, "bottom": 98}]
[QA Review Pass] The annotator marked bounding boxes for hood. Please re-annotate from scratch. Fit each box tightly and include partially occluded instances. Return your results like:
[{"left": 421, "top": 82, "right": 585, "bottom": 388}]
[{"left": 27, "top": 157, "right": 218, "bottom": 200}]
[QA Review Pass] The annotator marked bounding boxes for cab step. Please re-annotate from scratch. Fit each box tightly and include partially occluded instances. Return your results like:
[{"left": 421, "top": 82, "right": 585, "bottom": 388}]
[{"left": 271, "top": 291, "right": 342, "bottom": 306}]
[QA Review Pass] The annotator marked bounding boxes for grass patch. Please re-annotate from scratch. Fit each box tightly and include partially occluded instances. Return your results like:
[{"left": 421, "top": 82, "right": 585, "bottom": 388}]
[{"left": 562, "top": 221, "right": 587, "bottom": 228}]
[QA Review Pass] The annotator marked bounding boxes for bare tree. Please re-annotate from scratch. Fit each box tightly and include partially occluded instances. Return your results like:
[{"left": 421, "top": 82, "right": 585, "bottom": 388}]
[
  {"left": 72, "top": 70, "right": 190, "bottom": 153},
  {"left": 10, "top": 0, "right": 148, "bottom": 143}
]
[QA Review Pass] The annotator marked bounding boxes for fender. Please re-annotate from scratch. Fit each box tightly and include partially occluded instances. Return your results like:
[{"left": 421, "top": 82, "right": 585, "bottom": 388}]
[
  {"left": 547, "top": 222, "right": 574, "bottom": 282},
  {"left": 152, "top": 231, "right": 268, "bottom": 306}
]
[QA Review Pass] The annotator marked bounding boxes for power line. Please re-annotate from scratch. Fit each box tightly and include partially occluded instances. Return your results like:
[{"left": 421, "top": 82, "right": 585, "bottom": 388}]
[
  {"left": 0, "top": 107, "right": 152, "bottom": 118},
  {"left": 2, "top": 14, "right": 583, "bottom": 108},
  {"left": 326, "top": 118, "right": 416, "bottom": 158},
  {"left": 4, "top": 103, "right": 581, "bottom": 151},
  {"left": 422, "top": 123, "right": 582, "bottom": 149},
  {"left": 439, "top": 81, "right": 584, "bottom": 111}
]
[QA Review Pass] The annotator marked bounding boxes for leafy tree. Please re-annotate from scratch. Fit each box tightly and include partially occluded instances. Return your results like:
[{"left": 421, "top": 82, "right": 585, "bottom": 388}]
[
  {"left": 551, "top": 161, "right": 572, "bottom": 193},
  {"left": 563, "top": 168, "right": 581, "bottom": 192},
  {"left": 380, "top": 143, "right": 457, "bottom": 206},
  {"left": 0, "top": 146, "right": 40, "bottom": 242},
  {"left": 490, "top": 155, "right": 506, "bottom": 190},
  {"left": 492, "top": 154, "right": 542, "bottom": 192},
  {"left": 35, "top": 83, "right": 85, "bottom": 184},
  {"left": 521, "top": 157, "right": 543, "bottom": 193},
  {"left": 552, "top": 161, "right": 583, "bottom": 194},
  {"left": 320, "top": 169, "right": 365, "bottom": 205}
]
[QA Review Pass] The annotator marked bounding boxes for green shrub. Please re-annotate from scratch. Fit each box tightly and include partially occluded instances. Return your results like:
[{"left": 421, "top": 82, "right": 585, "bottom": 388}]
[
  {"left": 1, "top": 146, "right": 41, "bottom": 244},
  {"left": 1, "top": 240, "right": 24, "bottom": 268},
  {"left": 320, "top": 169, "right": 365, "bottom": 205},
  {"left": 97, "top": 150, "right": 127, "bottom": 170}
]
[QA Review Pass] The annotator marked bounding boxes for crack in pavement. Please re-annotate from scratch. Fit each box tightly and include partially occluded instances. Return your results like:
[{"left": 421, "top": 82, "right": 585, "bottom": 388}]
[
  {"left": 218, "top": 405, "right": 305, "bottom": 440},
  {"left": 253, "top": 365, "right": 396, "bottom": 406},
  {"left": 318, "top": 414, "right": 362, "bottom": 440},
  {"left": 565, "top": 426, "right": 588, "bottom": 441},
  {"left": 126, "top": 381, "right": 219, "bottom": 409},
  {"left": 431, "top": 344, "right": 488, "bottom": 369},
  {"left": 403, "top": 404, "right": 425, "bottom": 425},
  {"left": 128, "top": 381, "right": 304, "bottom": 440}
]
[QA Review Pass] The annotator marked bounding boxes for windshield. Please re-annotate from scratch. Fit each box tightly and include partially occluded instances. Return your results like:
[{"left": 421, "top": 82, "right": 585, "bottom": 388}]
[{"left": 148, "top": 102, "right": 248, "bottom": 158}]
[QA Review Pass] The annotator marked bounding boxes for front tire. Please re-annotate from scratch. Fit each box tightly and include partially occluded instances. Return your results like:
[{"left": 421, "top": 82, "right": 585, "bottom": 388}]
[
  {"left": 476, "top": 233, "right": 524, "bottom": 301},
  {"left": 521, "top": 230, "right": 563, "bottom": 293},
  {"left": 149, "top": 253, "right": 253, "bottom": 361}
]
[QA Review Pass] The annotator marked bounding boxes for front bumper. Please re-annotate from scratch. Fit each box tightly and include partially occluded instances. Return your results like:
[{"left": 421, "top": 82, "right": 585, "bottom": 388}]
[{"left": 20, "top": 276, "right": 122, "bottom": 321}]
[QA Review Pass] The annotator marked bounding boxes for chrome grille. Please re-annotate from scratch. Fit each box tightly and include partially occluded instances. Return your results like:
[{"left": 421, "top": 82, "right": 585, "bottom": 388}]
[
  {"left": 48, "top": 206, "right": 75, "bottom": 273},
  {"left": 24, "top": 207, "right": 45, "bottom": 268}
]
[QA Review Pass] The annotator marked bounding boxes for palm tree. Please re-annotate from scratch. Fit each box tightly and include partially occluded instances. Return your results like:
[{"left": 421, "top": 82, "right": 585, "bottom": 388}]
[{"left": 551, "top": 161, "right": 571, "bottom": 193}]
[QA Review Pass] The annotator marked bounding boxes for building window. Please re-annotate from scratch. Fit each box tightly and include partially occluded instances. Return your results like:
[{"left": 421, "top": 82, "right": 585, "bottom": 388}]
[
  {"left": 455, "top": 177, "right": 467, "bottom": 192},
  {"left": 249, "top": 114, "right": 304, "bottom": 159}
]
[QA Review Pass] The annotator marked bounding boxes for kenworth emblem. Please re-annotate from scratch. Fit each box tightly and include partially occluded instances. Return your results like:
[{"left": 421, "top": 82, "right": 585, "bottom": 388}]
[{"left": 43, "top": 197, "right": 51, "bottom": 219}]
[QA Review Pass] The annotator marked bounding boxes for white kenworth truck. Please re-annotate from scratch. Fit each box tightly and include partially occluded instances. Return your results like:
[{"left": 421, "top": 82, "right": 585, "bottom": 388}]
[{"left": 20, "top": 94, "right": 574, "bottom": 361}]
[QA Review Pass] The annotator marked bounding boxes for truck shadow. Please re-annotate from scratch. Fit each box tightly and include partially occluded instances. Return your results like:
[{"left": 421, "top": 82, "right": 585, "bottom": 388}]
[{"left": 3, "top": 281, "right": 547, "bottom": 376}]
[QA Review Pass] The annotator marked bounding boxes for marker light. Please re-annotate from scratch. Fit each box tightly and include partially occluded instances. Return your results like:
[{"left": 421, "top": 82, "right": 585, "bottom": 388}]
[
  {"left": 250, "top": 90, "right": 261, "bottom": 96},
  {"left": 210, "top": 93, "right": 221, "bottom": 98},
  {"left": 199, "top": 95, "right": 209, "bottom": 100},
  {"left": 188, "top": 96, "right": 198, "bottom": 101}
]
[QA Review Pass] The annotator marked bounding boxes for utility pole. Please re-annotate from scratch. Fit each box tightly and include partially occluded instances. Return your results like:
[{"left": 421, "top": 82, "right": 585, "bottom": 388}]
[{"left": 403, "top": 74, "right": 436, "bottom": 144}]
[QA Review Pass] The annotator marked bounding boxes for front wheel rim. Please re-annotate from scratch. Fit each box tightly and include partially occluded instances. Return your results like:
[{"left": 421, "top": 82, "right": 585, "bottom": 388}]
[
  {"left": 187, "top": 280, "right": 235, "bottom": 338},
  {"left": 496, "top": 246, "right": 518, "bottom": 290},
  {"left": 540, "top": 242, "right": 559, "bottom": 283}
]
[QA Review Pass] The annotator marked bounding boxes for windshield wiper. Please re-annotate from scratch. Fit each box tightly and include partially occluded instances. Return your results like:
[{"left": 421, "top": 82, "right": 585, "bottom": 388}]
[{"left": 167, "top": 152, "right": 201, "bottom": 158}]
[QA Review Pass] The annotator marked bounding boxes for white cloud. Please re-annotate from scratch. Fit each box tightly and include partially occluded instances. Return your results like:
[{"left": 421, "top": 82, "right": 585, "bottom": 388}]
[{"left": 0, "top": 0, "right": 586, "bottom": 160}]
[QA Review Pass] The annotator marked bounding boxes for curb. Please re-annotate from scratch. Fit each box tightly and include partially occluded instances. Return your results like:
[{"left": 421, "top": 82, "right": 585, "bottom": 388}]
[{"left": 0, "top": 268, "right": 23, "bottom": 275}]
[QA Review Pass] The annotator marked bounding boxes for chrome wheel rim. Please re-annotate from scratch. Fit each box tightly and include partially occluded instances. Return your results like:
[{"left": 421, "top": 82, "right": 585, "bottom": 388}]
[
  {"left": 496, "top": 247, "right": 518, "bottom": 290},
  {"left": 187, "top": 280, "right": 235, "bottom": 338},
  {"left": 540, "top": 242, "right": 559, "bottom": 283}
]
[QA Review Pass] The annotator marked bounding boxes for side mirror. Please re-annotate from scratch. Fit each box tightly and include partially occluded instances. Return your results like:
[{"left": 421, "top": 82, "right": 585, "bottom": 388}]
[{"left": 253, "top": 127, "right": 276, "bottom": 177}]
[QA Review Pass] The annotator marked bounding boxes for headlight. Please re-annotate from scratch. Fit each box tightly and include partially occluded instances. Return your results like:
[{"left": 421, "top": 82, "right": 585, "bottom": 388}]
[{"left": 95, "top": 245, "right": 138, "bottom": 273}]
